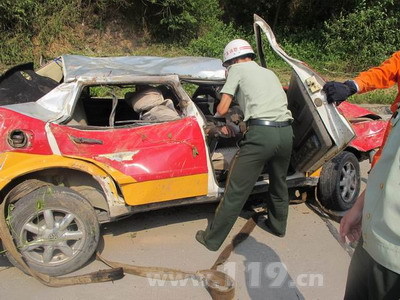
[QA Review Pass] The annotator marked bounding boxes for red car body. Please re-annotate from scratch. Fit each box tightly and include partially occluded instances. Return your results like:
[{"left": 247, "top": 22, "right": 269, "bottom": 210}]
[{"left": 338, "top": 101, "right": 387, "bottom": 157}]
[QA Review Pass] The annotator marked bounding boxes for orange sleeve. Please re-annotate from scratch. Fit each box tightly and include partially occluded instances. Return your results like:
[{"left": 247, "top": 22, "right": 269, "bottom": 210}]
[
  {"left": 356, "top": 51, "right": 400, "bottom": 167},
  {"left": 354, "top": 51, "right": 400, "bottom": 113},
  {"left": 354, "top": 51, "right": 400, "bottom": 92}
]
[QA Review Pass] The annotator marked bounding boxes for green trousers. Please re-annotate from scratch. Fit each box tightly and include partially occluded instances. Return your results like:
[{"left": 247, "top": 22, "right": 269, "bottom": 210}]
[
  {"left": 344, "top": 241, "right": 400, "bottom": 300},
  {"left": 202, "top": 124, "right": 293, "bottom": 251}
]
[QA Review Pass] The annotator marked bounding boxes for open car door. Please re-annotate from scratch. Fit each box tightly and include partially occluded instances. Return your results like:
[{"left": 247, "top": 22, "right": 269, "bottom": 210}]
[{"left": 253, "top": 14, "right": 355, "bottom": 174}]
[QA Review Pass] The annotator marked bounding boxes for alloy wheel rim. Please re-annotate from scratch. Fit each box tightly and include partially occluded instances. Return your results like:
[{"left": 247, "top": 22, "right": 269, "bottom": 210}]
[
  {"left": 339, "top": 161, "right": 357, "bottom": 203},
  {"left": 19, "top": 208, "right": 85, "bottom": 266}
]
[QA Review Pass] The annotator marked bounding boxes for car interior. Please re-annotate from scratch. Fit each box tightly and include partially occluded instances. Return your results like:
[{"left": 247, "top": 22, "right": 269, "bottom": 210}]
[
  {"left": 66, "top": 84, "right": 182, "bottom": 127},
  {"left": 190, "top": 83, "right": 244, "bottom": 183}
]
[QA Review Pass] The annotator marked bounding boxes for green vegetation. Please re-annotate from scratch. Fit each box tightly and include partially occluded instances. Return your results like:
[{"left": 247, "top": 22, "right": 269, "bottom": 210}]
[
  {"left": 350, "top": 87, "right": 397, "bottom": 105},
  {"left": 323, "top": 0, "right": 400, "bottom": 71},
  {"left": 1, "top": 0, "right": 399, "bottom": 104}
]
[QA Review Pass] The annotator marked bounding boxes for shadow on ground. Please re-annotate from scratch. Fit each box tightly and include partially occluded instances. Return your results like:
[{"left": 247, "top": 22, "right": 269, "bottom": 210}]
[
  {"left": 101, "top": 201, "right": 219, "bottom": 236},
  {"left": 235, "top": 235, "right": 305, "bottom": 300}
]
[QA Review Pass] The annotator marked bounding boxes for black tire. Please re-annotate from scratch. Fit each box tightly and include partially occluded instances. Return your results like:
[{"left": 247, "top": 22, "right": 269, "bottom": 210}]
[
  {"left": 8, "top": 186, "right": 99, "bottom": 276},
  {"left": 317, "top": 151, "right": 360, "bottom": 211}
]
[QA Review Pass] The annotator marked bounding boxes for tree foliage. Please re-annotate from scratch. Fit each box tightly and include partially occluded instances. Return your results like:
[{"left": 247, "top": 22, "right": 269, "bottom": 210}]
[
  {"left": 0, "top": 0, "right": 399, "bottom": 71},
  {"left": 323, "top": 0, "right": 400, "bottom": 69},
  {"left": 130, "top": 0, "right": 221, "bottom": 42},
  {"left": 219, "top": 0, "right": 360, "bottom": 31}
]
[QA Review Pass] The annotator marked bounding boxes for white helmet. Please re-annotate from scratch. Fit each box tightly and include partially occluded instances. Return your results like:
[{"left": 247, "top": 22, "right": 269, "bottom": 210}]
[{"left": 223, "top": 39, "right": 255, "bottom": 67}]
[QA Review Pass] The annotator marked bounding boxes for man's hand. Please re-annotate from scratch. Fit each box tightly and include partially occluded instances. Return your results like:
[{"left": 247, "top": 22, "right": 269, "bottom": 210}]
[
  {"left": 340, "top": 207, "right": 362, "bottom": 243},
  {"left": 323, "top": 80, "right": 357, "bottom": 104},
  {"left": 220, "top": 125, "right": 236, "bottom": 137},
  {"left": 339, "top": 191, "right": 365, "bottom": 243},
  {"left": 207, "top": 124, "right": 235, "bottom": 138}
]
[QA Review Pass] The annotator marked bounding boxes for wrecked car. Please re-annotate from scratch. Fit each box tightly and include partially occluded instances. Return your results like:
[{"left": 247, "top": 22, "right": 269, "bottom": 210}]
[{"left": 0, "top": 15, "right": 385, "bottom": 276}]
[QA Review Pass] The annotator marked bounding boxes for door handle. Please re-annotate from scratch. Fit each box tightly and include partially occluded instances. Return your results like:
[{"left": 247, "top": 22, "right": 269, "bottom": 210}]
[{"left": 70, "top": 136, "right": 103, "bottom": 145}]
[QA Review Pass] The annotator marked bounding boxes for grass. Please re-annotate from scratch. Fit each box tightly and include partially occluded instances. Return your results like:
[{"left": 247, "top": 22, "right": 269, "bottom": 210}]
[{"left": 348, "top": 88, "right": 397, "bottom": 105}]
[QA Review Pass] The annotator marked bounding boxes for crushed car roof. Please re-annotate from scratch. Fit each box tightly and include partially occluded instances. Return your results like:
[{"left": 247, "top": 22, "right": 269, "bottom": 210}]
[{"left": 62, "top": 55, "right": 226, "bottom": 83}]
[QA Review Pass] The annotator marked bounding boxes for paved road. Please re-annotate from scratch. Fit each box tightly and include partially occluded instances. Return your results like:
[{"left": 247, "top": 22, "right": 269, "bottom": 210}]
[{"left": 0, "top": 161, "right": 370, "bottom": 300}]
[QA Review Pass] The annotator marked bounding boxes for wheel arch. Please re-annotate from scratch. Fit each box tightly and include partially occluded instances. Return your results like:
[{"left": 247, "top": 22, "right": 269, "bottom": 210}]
[
  {"left": 343, "top": 146, "right": 371, "bottom": 162},
  {"left": 343, "top": 147, "right": 361, "bottom": 160},
  {"left": 0, "top": 158, "right": 125, "bottom": 223}
]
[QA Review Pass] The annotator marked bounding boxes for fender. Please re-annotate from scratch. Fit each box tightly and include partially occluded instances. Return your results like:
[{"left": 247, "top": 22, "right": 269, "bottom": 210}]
[{"left": 0, "top": 152, "right": 123, "bottom": 205}]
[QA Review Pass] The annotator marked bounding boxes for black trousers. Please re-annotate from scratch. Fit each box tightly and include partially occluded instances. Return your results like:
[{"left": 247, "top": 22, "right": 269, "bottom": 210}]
[
  {"left": 201, "top": 124, "right": 293, "bottom": 251},
  {"left": 344, "top": 242, "right": 400, "bottom": 300}
]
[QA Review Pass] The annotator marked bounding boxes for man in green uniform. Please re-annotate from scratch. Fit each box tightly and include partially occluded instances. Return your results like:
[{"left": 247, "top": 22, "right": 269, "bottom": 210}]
[{"left": 196, "top": 39, "right": 293, "bottom": 251}]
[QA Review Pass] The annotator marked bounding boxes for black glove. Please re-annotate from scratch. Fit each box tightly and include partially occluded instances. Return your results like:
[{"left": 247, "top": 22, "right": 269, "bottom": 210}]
[{"left": 323, "top": 80, "right": 357, "bottom": 104}]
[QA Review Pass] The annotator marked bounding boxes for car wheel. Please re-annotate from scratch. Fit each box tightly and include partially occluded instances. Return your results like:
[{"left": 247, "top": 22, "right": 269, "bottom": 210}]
[
  {"left": 317, "top": 151, "right": 360, "bottom": 211},
  {"left": 8, "top": 186, "right": 99, "bottom": 276}
]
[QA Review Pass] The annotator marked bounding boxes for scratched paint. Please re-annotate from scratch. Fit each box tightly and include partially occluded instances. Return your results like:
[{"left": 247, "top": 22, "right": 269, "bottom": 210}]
[{"left": 98, "top": 151, "right": 140, "bottom": 162}]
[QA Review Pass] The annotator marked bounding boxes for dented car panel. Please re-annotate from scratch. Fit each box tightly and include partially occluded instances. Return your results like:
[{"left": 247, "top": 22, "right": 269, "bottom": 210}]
[
  {"left": 338, "top": 101, "right": 382, "bottom": 120},
  {"left": 50, "top": 118, "right": 207, "bottom": 181},
  {"left": 2, "top": 78, "right": 80, "bottom": 122},
  {"left": 0, "top": 152, "right": 112, "bottom": 190},
  {"left": 61, "top": 55, "right": 226, "bottom": 83},
  {"left": 337, "top": 102, "right": 387, "bottom": 153},
  {"left": 0, "top": 109, "right": 52, "bottom": 154},
  {"left": 348, "top": 120, "right": 386, "bottom": 152}
]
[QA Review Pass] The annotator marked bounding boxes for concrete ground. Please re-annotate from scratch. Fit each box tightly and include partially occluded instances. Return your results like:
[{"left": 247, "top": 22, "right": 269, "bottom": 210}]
[{"left": 0, "top": 161, "right": 369, "bottom": 300}]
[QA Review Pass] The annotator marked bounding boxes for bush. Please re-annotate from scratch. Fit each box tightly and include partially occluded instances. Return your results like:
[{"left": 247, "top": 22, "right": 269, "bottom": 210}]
[
  {"left": 0, "top": 0, "right": 36, "bottom": 32},
  {"left": 323, "top": 0, "right": 400, "bottom": 70},
  {"left": 187, "top": 21, "right": 250, "bottom": 58},
  {"left": 349, "top": 88, "right": 397, "bottom": 105},
  {"left": 0, "top": 0, "right": 131, "bottom": 67},
  {"left": 140, "top": 0, "right": 222, "bottom": 43},
  {"left": 280, "top": 33, "right": 326, "bottom": 64}
]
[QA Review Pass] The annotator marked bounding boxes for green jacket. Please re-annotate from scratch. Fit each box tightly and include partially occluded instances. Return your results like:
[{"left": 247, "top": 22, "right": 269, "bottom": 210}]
[{"left": 220, "top": 61, "right": 292, "bottom": 122}]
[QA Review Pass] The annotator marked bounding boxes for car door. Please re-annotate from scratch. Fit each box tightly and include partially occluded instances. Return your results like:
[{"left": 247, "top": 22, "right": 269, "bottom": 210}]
[
  {"left": 49, "top": 117, "right": 209, "bottom": 206},
  {"left": 254, "top": 14, "right": 355, "bottom": 174}
]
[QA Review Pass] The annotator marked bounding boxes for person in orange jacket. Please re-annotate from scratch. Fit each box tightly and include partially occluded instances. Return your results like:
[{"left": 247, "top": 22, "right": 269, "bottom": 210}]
[
  {"left": 323, "top": 51, "right": 400, "bottom": 299},
  {"left": 324, "top": 51, "right": 400, "bottom": 111}
]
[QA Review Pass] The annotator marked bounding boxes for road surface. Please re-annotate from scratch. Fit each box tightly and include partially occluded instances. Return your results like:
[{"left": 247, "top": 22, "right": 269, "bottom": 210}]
[{"left": 0, "top": 161, "right": 370, "bottom": 300}]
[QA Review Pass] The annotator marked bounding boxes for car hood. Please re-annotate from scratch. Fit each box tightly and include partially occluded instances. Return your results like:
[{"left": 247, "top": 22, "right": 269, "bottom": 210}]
[{"left": 61, "top": 55, "right": 226, "bottom": 83}]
